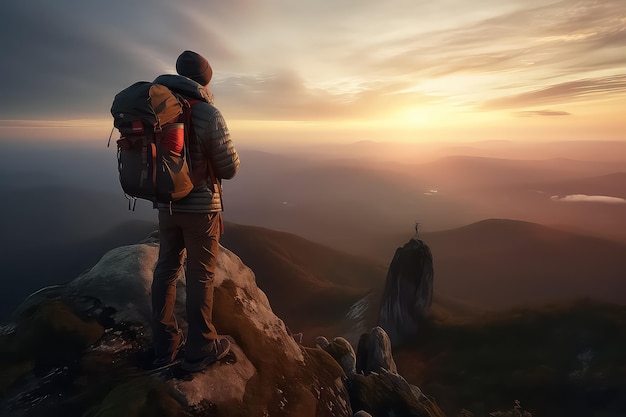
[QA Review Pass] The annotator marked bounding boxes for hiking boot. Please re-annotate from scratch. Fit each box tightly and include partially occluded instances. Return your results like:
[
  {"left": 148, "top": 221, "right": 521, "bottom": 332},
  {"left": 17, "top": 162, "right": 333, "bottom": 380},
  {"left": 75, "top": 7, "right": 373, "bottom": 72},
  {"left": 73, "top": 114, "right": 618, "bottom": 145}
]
[
  {"left": 152, "top": 334, "right": 186, "bottom": 368},
  {"left": 181, "top": 337, "right": 231, "bottom": 373}
]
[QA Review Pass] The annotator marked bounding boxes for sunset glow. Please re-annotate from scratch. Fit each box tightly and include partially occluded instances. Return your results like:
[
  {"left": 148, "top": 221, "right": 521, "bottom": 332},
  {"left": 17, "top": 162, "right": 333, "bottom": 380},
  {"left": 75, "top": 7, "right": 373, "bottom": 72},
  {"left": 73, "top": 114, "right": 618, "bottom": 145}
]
[{"left": 1, "top": 0, "right": 625, "bottom": 145}]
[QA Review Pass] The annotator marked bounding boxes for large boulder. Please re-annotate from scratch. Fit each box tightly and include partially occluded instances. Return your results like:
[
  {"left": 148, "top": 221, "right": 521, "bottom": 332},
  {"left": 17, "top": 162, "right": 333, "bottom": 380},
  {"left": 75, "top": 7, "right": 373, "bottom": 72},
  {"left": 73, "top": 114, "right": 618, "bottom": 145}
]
[{"left": 1, "top": 234, "right": 351, "bottom": 417}]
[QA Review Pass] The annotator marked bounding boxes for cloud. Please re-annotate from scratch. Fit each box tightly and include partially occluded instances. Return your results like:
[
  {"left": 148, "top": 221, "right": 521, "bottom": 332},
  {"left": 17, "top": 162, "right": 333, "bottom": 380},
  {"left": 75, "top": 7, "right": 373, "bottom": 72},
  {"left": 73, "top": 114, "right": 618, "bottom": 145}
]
[
  {"left": 550, "top": 194, "right": 626, "bottom": 204},
  {"left": 212, "top": 70, "right": 439, "bottom": 121},
  {"left": 513, "top": 110, "right": 572, "bottom": 117},
  {"left": 439, "top": 0, "right": 626, "bottom": 77},
  {"left": 364, "top": 0, "right": 626, "bottom": 79},
  {"left": 482, "top": 74, "right": 626, "bottom": 110},
  {"left": 4, "top": 0, "right": 441, "bottom": 123},
  {"left": 1, "top": 0, "right": 625, "bottom": 122},
  {"left": 0, "top": 0, "right": 243, "bottom": 119}
]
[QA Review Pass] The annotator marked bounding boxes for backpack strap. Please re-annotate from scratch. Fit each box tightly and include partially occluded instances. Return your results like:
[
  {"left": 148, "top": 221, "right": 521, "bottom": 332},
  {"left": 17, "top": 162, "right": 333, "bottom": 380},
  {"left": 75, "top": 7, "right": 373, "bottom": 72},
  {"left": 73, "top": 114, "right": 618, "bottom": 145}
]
[{"left": 180, "top": 98, "right": 193, "bottom": 172}]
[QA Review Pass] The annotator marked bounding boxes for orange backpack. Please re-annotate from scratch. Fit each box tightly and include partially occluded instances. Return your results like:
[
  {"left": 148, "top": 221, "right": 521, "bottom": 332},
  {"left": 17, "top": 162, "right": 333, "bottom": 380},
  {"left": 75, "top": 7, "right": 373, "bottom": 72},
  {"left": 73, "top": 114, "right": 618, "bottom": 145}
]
[{"left": 110, "top": 82, "right": 194, "bottom": 209}]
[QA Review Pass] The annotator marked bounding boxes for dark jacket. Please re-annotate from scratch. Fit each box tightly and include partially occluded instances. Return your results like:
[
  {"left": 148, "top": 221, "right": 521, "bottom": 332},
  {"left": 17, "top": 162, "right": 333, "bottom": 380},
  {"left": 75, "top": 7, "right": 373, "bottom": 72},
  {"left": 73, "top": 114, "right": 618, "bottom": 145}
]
[{"left": 153, "top": 74, "right": 240, "bottom": 213}]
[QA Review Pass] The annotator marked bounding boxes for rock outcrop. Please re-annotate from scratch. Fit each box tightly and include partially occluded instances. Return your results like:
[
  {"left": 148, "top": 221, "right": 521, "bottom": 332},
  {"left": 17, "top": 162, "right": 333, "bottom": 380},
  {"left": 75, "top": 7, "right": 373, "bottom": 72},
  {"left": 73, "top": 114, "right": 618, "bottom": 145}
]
[
  {"left": 1, "top": 233, "right": 350, "bottom": 417},
  {"left": 317, "top": 327, "right": 445, "bottom": 417},
  {"left": 377, "top": 234, "right": 434, "bottom": 346},
  {"left": 1, "top": 232, "right": 445, "bottom": 417}
]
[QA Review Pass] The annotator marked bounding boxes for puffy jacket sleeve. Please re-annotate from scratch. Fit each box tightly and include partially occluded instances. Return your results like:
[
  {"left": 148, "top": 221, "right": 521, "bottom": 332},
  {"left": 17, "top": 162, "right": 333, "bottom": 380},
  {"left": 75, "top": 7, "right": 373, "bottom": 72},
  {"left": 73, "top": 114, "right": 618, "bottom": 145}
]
[{"left": 193, "top": 103, "right": 240, "bottom": 180}]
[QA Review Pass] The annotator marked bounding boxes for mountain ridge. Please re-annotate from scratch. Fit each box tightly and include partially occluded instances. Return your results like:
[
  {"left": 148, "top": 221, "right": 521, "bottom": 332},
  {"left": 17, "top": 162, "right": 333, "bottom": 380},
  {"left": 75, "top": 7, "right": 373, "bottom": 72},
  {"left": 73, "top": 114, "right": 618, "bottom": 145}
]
[
  {"left": 422, "top": 218, "right": 626, "bottom": 308},
  {"left": 220, "top": 222, "right": 387, "bottom": 340}
]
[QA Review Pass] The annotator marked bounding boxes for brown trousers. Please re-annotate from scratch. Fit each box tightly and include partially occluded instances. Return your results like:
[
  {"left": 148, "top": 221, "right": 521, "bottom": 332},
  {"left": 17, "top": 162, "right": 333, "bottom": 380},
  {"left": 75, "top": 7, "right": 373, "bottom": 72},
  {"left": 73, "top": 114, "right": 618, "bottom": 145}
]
[{"left": 151, "top": 211, "right": 221, "bottom": 361}]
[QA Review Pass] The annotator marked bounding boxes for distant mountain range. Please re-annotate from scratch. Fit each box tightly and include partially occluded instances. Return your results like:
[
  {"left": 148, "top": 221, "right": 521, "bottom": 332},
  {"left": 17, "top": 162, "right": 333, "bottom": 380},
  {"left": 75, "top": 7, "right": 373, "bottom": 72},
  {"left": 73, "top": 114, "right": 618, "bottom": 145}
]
[
  {"left": 3, "top": 141, "right": 625, "bottom": 322},
  {"left": 224, "top": 148, "right": 626, "bottom": 253},
  {"left": 205, "top": 219, "right": 626, "bottom": 337}
]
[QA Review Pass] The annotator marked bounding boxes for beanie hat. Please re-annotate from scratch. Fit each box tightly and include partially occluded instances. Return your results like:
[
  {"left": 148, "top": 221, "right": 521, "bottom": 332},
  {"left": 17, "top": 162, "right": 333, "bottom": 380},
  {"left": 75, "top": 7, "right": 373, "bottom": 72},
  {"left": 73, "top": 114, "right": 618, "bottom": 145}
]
[{"left": 176, "top": 50, "right": 213, "bottom": 86}]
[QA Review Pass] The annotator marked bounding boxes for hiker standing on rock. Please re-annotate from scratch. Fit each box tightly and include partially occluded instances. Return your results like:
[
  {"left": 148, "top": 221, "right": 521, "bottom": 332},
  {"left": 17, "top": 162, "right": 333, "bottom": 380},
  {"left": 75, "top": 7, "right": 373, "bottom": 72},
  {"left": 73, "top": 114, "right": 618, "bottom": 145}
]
[{"left": 151, "top": 50, "right": 240, "bottom": 372}]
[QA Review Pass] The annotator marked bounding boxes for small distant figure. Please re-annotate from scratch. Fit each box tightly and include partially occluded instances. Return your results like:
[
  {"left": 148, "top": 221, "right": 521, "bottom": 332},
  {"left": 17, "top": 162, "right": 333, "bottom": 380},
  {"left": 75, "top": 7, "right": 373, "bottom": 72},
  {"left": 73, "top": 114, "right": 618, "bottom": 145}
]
[{"left": 412, "top": 221, "right": 420, "bottom": 240}]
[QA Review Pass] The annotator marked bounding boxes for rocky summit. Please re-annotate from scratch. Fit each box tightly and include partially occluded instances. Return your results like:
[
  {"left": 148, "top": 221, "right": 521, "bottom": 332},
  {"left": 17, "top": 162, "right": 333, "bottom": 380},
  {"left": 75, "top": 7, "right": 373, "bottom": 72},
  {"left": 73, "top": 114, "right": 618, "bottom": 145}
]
[
  {"left": 378, "top": 236, "right": 434, "bottom": 347},
  {"left": 0, "top": 232, "right": 444, "bottom": 417}
]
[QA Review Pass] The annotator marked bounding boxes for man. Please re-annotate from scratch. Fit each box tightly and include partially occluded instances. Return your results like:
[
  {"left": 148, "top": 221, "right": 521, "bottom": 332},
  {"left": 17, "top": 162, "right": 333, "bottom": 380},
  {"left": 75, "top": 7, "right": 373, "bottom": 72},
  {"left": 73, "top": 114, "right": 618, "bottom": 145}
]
[{"left": 150, "top": 50, "right": 240, "bottom": 372}]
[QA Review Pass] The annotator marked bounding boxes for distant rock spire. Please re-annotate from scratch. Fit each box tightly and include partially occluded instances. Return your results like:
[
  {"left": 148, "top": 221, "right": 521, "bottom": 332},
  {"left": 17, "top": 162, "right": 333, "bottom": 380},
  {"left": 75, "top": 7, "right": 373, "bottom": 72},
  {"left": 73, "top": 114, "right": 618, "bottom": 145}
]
[{"left": 377, "top": 225, "right": 434, "bottom": 346}]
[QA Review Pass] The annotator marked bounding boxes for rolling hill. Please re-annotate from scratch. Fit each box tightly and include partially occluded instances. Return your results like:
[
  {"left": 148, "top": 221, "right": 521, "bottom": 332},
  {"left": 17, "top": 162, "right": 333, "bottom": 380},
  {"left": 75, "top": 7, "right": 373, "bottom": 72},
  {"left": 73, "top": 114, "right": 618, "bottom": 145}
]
[
  {"left": 418, "top": 219, "right": 626, "bottom": 309},
  {"left": 220, "top": 222, "right": 388, "bottom": 341}
]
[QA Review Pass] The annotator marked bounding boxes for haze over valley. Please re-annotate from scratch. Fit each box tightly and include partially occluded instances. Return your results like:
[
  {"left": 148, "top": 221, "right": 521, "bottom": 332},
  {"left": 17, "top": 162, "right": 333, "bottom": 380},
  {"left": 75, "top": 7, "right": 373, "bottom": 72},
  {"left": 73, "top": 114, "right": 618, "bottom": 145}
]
[{"left": 1, "top": 138, "right": 624, "bottom": 321}]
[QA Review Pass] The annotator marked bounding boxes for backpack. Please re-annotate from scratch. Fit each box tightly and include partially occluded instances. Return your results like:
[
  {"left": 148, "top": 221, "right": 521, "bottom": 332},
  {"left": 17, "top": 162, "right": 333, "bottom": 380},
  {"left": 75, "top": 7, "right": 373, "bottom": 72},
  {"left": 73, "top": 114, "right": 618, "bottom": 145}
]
[{"left": 109, "top": 82, "right": 194, "bottom": 210}]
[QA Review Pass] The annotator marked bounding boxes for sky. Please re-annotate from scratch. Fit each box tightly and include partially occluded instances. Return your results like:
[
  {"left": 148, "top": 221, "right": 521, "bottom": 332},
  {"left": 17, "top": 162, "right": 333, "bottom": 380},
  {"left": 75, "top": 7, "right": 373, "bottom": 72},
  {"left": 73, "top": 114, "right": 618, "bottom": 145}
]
[{"left": 1, "top": 0, "right": 625, "bottom": 146}]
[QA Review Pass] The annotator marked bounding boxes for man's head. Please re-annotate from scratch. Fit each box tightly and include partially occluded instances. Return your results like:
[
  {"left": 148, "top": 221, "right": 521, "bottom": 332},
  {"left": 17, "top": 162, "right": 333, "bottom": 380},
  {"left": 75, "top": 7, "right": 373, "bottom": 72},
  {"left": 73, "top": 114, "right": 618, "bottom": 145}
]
[{"left": 176, "top": 50, "right": 213, "bottom": 86}]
